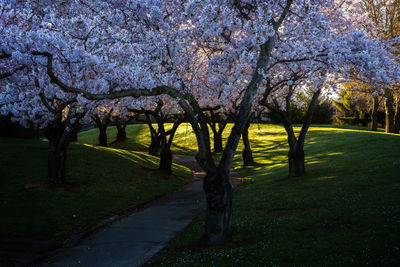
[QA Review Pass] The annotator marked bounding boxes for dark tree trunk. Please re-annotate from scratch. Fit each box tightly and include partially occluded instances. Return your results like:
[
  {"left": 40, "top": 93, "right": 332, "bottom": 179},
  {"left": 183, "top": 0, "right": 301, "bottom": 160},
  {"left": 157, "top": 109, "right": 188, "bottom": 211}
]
[
  {"left": 149, "top": 135, "right": 161, "bottom": 155},
  {"left": 115, "top": 120, "right": 127, "bottom": 142},
  {"left": 47, "top": 138, "right": 67, "bottom": 185},
  {"left": 203, "top": 169, "right": 233, "bottom": 245},
  {"left": 242, "top": 120, "right": 254, "bottom": 166},
  {"left": 116, "top": 128, "right": 126, "bottom": 142},
  {"left": 207, "top": 116, "right": 227, "bottom": 154},
  {"left": 44, "top": 109, "right": 84, "bottom": 186},
  {"left": 159, "top": 146, "right": 173, "bottom": 172},
  {"left": 394, "top": 96, "right": 400, "bottom": 134},
  {"left": 45, "top": 122, "right": 73, "bottom": 185},
  {"left": 288, "top": 145, "right": 305, "bottom": 177},
  {"left": 70, "top": 132, "right": 78, "bottom": 142},
  {"left": 371, "top": 96, "right": 379, "bottom": 131},
  {"left": 385, "top": 92, "right": 395, "bottom": 133},
  {"left": 92, "top": 115, "right": 111, "bottom": 147},
  {"left": 158, "top": 116, "right": 183, "bottom": 172},
  {"left": 98, "top": 128, "right": 108, "bottom": 147},
  {"left": 213, "top": 132, "right": 223, "bottom": 153}
]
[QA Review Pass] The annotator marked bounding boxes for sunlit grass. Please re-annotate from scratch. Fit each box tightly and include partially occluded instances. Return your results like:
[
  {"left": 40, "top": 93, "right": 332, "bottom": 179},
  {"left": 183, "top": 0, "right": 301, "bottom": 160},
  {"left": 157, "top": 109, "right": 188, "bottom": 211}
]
[{"left": 137, "top": 124, "right": 400, "bottom": 266}]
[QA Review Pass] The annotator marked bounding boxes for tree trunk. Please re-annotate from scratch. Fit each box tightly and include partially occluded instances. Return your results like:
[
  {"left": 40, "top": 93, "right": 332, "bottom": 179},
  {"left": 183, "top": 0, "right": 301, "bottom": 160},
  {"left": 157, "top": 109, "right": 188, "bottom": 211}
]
[
  {"left": 213, "top": 132, "right": 223, "bottom": 153},
  {"left": 46, "top": 128, "right": 69, "bottom": 185},
  {"left": 203, "top": 169, "right": 233, "bottom": 245},
  {"left": 70, "top": 132, "right": 78, "bottom": 142},
  {"left": 159, "top": 146, "right": 173, "bottom": 172},
  {"left": 47, "top": 145, "right": 67, "bottom": 185},
  {"left": 288, "top": 145, "right": 305, "bottom": 177},
  {"left": 394, "top": 95, "right": 400, "bottom": 134},
  {"left": 148, "top": 135, "right": 160, "bottom": 155},
  {"left": 385, "top": 92, "right": 395, "bottom": 133},
  {"left": 242, "top": 120, "right": 254, "bottom": 166},
  {"left": 115, "top": 119, "right": 128, "bottom": 142},
  {"left": 371, "top": 96, "right": 379, "bottom": 131},
  {"left": 98, "top": 127, "right": 108, "bottom": 147},
  {"left": 116, "top": 126, "right": 127, "bottom": 142}
]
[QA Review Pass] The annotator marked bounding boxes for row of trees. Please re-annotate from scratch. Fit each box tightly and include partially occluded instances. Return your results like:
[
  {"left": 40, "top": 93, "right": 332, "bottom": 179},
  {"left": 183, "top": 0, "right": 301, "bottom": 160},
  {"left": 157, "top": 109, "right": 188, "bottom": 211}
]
[
  {"left": 331, "top": 0, "right": 400, "bottom": 132},
  {"left": 1, "top": 0, "right": 399, "bottom": 245}
]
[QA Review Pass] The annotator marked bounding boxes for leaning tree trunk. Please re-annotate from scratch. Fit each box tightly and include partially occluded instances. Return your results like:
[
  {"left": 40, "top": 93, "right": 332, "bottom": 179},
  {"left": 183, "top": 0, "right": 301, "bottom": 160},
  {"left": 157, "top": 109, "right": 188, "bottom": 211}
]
[
  {"left": 288, "top": 143, "right": 305, "bottom": 177},
  {"left": 203, "top": 168, "right": 233, "bottom": 245},
  {"left": 98, "top": 127, "right": 108, "bottom": 147},
  {"left": 371, "top": 96, "right": 379, "bottom": 131},
  {"left": 242, "top": 120, "right": 254, "bottom": 166}
]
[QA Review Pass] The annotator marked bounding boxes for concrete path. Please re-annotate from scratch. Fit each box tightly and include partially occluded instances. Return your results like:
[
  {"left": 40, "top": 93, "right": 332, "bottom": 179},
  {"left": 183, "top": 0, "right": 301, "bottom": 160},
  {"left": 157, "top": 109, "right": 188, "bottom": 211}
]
[{"left": 43, "top": 155, "right": 241, "bottom": 267}]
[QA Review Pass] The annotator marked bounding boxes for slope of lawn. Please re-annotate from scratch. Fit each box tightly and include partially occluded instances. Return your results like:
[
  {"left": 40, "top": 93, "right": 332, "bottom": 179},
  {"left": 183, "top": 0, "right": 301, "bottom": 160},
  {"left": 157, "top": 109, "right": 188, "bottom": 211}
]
[
  {"left": 136, "top": 124, "right": 400, "bottom": 266},
  {"left": 0, "top": 137, "right": 191, "bottom": 241},
  {"left": 78, "top": 123, "right": 199, "bottom": 154}
]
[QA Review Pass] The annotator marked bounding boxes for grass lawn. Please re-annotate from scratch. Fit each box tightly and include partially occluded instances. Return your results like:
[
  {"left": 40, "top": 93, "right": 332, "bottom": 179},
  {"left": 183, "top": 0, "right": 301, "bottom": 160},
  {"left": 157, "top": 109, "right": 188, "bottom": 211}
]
[
  {"left": 78, "top": 123, "right": 199, "bottom": 155},
  {"left": 0, "top": 137, "right": 191, "bottom": 241},
  {"left": 129, "top": 123, "right": 399, "bottom": 266},
  {"left": 6, "top": 123, "right": 398, "bottom": 265}
]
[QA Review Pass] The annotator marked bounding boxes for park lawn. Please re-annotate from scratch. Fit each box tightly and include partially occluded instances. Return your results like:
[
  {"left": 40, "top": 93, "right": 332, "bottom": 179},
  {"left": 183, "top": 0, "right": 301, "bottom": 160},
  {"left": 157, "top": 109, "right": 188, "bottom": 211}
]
[
  {"left": 0, "top": 137, "right": 191, "bottom": 241},
  {"left": 78, "top": 123, "right": 200, "bottom": 155},
  {"left": 139, "top": 124, "right": 400, "bottom": 266}
]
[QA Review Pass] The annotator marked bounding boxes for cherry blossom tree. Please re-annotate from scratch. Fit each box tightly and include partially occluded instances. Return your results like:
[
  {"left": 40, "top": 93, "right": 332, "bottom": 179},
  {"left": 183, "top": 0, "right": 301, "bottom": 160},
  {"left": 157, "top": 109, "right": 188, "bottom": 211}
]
[
  {"left": 3, "top": 0, "right": 399, "bottom": 245},
  {"left": 111, "top": 98, "right": 137, "bottom": 143},
  {"left": 254, "top": 1, "right": 400, "bottom": 177},
  {"left": 130, "top": 96, "right": 184, "bottom": 172},
  {"left": 341, "top": 0, "right": 400, "bottom": 133},
  {"left": 89, "top": 101, "right": 114, "bottom": 147},
  {"left": 0, "top": 56, "right": 88, "bottom": 185}
]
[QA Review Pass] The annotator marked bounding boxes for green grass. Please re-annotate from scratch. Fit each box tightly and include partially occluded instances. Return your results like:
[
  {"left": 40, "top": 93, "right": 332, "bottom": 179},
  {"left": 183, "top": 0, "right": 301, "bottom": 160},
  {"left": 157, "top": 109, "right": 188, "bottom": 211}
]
[
  {"left": 78, "top": 123, "right": 200, "bottom": 155},
  {"left": 0, "top": 137, "right": 191, "bottom": 241},
  {"left": 7, "top": 122, "right": 398, "bottom": 265},
  {"left": 136, "top": 124, "right": 400, "bottom": 266}
]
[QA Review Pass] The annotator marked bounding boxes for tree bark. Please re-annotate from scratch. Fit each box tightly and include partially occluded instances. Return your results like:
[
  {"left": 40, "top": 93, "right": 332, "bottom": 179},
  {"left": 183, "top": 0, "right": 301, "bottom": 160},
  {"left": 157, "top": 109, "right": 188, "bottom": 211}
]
[
  {"left": 70, "top": 132, "right": 78, "bottom": 142},
  {"left": 394, "top": 94, "right": 400, "bottom": 134},
  {"left": 115, "top": 119, "right": 127, "bottom": 142},
  {"left": 92, "top": 114, "right": 111, "bottom": 147},
  {"left": 203, "top": 168, "right": 233, "bottom": 245},
  {"left": 242, "top": 120, "right": 254, "bottom": 166},
  {"left": 288, "top": 144, "right": 305, "bottom": 177},
  {"left": 385, "top": 91, "right": 395, "bottom": 133},
  {"left": 158, "top": 116, "right": 184, "bottom": 172},
  {"left": 116, "top": 127, "right": 126, "bottom": 142},
  {"left": 371, "top": 96, "right": 379, "bottom": 131},
  {"left": 149, "top": 134, "right": 161, "bottom": 155},
  {"left": 47, "top": 134, "right": 68, "bottom": 185},
  {"left": 98, "top": 127, "right": 108, "bottom": 147},
  {"left": 213, "top": 132, "right": 223, "bottom": 153},
  {"left": 159, "top": 146, "right": 173, "bottom": 172}
]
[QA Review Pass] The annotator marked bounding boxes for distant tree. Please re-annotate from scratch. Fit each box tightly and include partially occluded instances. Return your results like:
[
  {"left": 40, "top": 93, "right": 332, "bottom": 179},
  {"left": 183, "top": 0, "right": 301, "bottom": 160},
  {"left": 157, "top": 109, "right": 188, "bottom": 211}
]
[
  {"left": 355, "top": 0, "right": 400, "bottom": 133},
  {"left": 333, "top": 91, "right": 358, "bottom": 125},
  {"left": 289, "top": 92, "right": 335, "bottom": 124}
]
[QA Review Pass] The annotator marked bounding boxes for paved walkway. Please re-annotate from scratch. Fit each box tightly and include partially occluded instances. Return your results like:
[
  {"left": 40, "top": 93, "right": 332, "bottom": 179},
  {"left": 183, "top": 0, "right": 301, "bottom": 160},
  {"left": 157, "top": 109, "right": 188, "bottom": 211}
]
[{"left": 43, "top": 155, "right": 241, "bottom": 267}]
